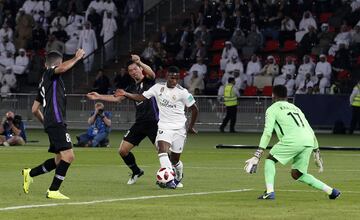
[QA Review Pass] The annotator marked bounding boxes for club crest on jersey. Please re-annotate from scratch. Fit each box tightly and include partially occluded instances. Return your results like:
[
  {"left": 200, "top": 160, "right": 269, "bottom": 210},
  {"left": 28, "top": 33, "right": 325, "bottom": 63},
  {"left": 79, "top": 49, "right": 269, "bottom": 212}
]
[
  {"left": 172, "top": 95, "right": 176, "bottom": 100},
  {"left": 159, "top": 87, "right": 164, "bottom": 96},
  {"left": 159, "top": 130, "right": 163, "bottom": 134}
]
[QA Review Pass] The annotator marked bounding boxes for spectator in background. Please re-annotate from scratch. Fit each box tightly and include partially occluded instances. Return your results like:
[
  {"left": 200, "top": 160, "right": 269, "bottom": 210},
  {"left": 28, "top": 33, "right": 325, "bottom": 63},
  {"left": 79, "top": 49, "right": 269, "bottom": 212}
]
[
  {"left": 313, "top": 71, "right": 330, "bottom": 94},
  {"left": 246, "top": 54, "right": 262, "bottom": 86},
  {"left": 185, "top": 57, "right": 207, "bottom": 88},
  {"left": 245, "top": 24, "right": 263, "bottom": 54},
  {"left": 33, "top": 11, "right": 49, "bottom": 32},
  {"left": 0, "top": 111, "right": 26, "bottom": 146},
  {"left": 190, "top": 39, "right": 207, "bottom": 61},
  {"left": 158, "top": 25, "right": 172, "bottom": 49},
  {"left": 74, "top": 102, "right": 111, "bottom": 147},
  {"left": 279, "top": 15, "right": 296, "bottom": 47},
  {"left": 349, "top": 81, "right": 360, "bottom": 134},
  {"left": 65, "top": 25, "right": 81, "bottom": 55},
  {"left": 1, "top": 67, "right": 17, "bottom": 91},
  {"left": 45, "top": 34, "right": 65, "bottom": 54},
  {"left": 123, "top": 0, "right": 142, "bottom": 27},
  {"left": 299, "top": 25, "right": 318, "bottom": 56},
  {"left": 104, "top": 0, "right": 119, "bottom": 18},
  {"left": 296, "top": 55, "right": 315, "bottom": 88},
  {"left": 188, "top": 70, "right": 204, "bottom": 95},
  {"left": 22, "top": 0, "right": 37, "bottom": 15},
  {"left": 15, "top": 8, "right": 34, "bottom": 50},
  {"left": 0, "top": 52, "right": 15, "bottom": 73},
  {"left": 50, "top": 11, "right": 67, "bottom": 34},
  {"left": 179, "top": 26, "right": 193, "bottom": 47},
  {"left": 194, "top": 25, "right": 212, "bottom": 47},
  {"left": 78, "top": 21, "right": 98, "bottom": 74},
  {"left": 101, "top": 11, "right": 117, "bottom": 61},
  {"left": 86, "top": 0, "right": 105, "bottom": 18},
  {"left": 92, "top": 69, "right": 110, "bottom": 94},
  {"left": 220, "top": 41, "right": 238, "bottom": 71},
  {"left": 0, "top": 36, "right": 16, "bottom": 55},
  {"left": 153, "top": 42, "right": 167, "bottom": 70},
  {"left": 350, "top": 25, "right": 360, "bottom": 55},
  {"left": 175, "top": 41, "right": 191, "bottom": 68},
  {"left": 299, "top": 11, "right": 317, "bottom": 32},
  {"left": 273, "top": 72, "right": 295, "bottom": 97},
  {"left": 224, "top": 54, "right": 243, "bottom": 75},
  {"left": 52, "top": 24, "right": 69, "bottom": 43},
  {"left": 31, "top": 23, "right": 47, "bottom": 50},
  {"left": 87, "top": 7, "right": 102, "bottom": 38},
  {"left": 296, "top": 72, "right": 314, "bottom": 95},
  {"left": 312, "top": 23, "right": 335, "bottom": 56},
  {"left": 280, "top": 56, "right": 296, "bottom": 77},
  {"left": 231, "top": 28, "right": 246, "bottom": 51},
  {"left": 141, "top": 41, "right": 156, "bottom": 64},
  {"left": 219, "top": 77, "right": 239, "bottom": 133},
  {"left": 315, "top": 54, "right": 332, "bottom": 81},
  {"left": 33, "top": 0, "right": 51, "bottom": 17},
  {"left": 0, "top": 23, "right": 13, "bottom": 43},
  {"left": 114, "top": 67, "right": 131, "bottom": 89},
  {"left": 12, "top": 48, "right": 29, "bottom": 75},
  {"left": 260, "top": 55, "right": 279, "bottom": 77},
  {"left": 65, "top": 10, "right": 84, "bottom": 36}
]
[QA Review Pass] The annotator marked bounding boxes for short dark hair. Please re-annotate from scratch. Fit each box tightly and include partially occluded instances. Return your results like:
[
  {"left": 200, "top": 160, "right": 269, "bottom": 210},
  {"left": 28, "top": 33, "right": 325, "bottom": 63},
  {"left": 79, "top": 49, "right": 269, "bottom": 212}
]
[
  {"left": 228, "top": 77, "right": 235, "bottom": 83},
  {"left": 168, "top": 66, "right": 180, "bottom": 74},
  {"left": 46, "top": 50, "right": 63, "bottom": 66},
  {"left": 126, "top": 60, "right": 140, "bottom": 68},
  {"left": 272, "top": 85, "right": 287, "bottom": 98}
]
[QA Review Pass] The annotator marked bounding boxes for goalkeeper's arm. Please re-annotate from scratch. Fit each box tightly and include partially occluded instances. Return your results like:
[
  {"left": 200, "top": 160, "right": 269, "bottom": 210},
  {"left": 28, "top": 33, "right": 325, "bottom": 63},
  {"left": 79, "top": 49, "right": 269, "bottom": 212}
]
[
  {"left": 313, "top": 136, "right": 324, "bottom": 173},
  {"left": 244, "top": 148, "right": 264, "bottom": 174}
]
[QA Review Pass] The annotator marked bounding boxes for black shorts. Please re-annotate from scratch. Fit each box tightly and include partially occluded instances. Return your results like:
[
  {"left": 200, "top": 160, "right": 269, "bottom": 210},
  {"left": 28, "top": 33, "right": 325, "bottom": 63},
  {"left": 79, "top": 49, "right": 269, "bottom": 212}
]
[
  {"left": 45, "top": 124, "right": 72, "bottom": 153},
  {"left": 123, "top": 120, "right": 158, "bottom": 146}
]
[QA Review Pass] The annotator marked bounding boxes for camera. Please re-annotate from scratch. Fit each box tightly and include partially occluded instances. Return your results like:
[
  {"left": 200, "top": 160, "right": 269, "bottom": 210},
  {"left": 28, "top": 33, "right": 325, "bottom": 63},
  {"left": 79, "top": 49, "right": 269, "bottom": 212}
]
[
  {"left": 6, "top": 117, "right": 13, "bottom": 122},
  {"left": 97, "top": 109, "right": 104, "bottom": 115}
]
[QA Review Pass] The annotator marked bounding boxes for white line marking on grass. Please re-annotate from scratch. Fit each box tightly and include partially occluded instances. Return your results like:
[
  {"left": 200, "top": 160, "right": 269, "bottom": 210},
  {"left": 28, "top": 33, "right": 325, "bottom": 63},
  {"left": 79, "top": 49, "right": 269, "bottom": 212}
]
[
  {"left": 0, "top": 189, "right": 252, "bottom": 211},
  {"left": 277, "top": 189, "right": 360, "bottom": 194}
]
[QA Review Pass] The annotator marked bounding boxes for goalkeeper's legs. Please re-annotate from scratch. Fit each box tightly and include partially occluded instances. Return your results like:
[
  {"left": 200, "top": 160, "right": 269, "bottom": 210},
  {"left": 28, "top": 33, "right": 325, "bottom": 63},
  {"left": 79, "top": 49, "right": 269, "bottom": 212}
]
[
  {"left": 264, "top": 158, "right": 276, "bottom": 193},
  {"left": 293, "top": 169, "right": 333, "bottom": 195}
]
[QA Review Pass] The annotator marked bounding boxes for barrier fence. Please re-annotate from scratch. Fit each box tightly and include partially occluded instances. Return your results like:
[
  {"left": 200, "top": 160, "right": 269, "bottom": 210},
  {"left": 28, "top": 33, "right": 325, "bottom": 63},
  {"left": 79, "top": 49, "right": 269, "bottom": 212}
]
[{"left": 0, "top": 94, "right": 282, "bottom": 131}]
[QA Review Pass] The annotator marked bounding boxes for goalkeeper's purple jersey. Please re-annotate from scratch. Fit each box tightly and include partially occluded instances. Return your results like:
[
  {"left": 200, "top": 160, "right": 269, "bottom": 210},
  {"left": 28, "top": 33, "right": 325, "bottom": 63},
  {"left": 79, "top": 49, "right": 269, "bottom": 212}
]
[{"left": 259, "top": 101, "right": 316, "bottom": 149}]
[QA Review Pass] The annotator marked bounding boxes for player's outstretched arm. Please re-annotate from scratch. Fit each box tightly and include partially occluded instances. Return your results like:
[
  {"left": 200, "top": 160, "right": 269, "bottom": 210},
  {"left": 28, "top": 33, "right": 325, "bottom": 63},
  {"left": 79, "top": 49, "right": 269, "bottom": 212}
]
[
  {"left": 87, "top": 92, "right": 125, "bottom": 103},
  {"left": 187, "top": 104, "right": 199, "bottom": 134},
  {"left": 31, "top": 100, "right": 44, "bottom": 124},
  {"left": 131, "top": 54, "right": 156, "bottom": 79},
  {"left": 114, "top": 89, "right": 147, "bottom": 102},
  {"left": 244, "top": 148, "right": 264, "bottom": 174},
  {"left": 54, "top": 49, "right": 85, "bottom": 74}
]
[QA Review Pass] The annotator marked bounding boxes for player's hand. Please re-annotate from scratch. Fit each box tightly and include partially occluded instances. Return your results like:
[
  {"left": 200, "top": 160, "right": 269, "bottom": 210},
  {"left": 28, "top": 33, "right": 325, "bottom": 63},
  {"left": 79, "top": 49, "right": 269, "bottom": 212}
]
[
  {"left": 75, "top": 48, "right": 85, "bottom": 60},
  {"left": 86, "top": 92, "right": 100, "bottom": 100},
  {"left": 131, "top": 54, "right": 141, "bottom": 64},
  {"left": 313, "top": 149, "right": 324, "bottom": 173},
  {"left": 114, "top": 89, "right": 126, "bottom": 97},
  {"left": 244, "top": 157, "right": 259, "bottom": 174},
  {"left": 187, "top": 127, "right": 198, "bottom": 134}
]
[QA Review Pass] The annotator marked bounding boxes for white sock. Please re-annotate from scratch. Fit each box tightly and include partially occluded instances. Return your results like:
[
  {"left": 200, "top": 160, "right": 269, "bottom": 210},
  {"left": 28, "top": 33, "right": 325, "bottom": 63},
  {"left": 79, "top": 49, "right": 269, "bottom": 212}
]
[
  {"left": 158, "top": 153, "right": 172, "bottom": 169},
  {"left": 173, "top": 161, "right": 183, "bottom": 181},
  {"left": 322, "top": 184, "right": 333, "bottom": 195},
  {"left": 266, "top": 183, "right": 274, "bottom": 193}
]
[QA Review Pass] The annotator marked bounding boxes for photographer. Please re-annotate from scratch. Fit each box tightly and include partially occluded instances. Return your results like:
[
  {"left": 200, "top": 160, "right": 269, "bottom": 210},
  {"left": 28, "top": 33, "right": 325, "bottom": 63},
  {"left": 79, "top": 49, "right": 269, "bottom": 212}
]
[
  {"left": 0, "top": 111, "right": 26, "bottom": 146},
  {"left": 75, "top": 102, "right": 111, "bottom": 147}
]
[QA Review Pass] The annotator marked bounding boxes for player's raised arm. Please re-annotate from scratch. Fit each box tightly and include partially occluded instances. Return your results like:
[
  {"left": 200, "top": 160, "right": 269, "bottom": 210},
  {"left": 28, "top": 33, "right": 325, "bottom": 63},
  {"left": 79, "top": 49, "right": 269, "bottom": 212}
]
[
  {"left": 131, "top": 54, "right": 155, "bottom": 79},
  {"left": 87, "top": 91, "right": 125, "bottom": 103},
  {"left": 187, "top": 104, "right": 199, "bottom": 134},
  {"left": 53, "top": 49, "right": 85, "bottom": 74},
  {"left": 114, "top": 89, "right": 147, "bottom": 102}
]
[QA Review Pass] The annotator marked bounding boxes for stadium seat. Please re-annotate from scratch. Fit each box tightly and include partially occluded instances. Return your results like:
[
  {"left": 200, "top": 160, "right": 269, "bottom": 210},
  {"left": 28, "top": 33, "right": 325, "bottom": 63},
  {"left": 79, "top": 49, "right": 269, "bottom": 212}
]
[
  {"left": 319, "top": 12, "right": 333, "bottom": 23},
  {"left": 263, "top": 40, "right": 279, "bottom": 52},
  {"left": 218, "top": 69, "right": 224, "bottom": 78},
  {"left": 210, "top": 53, "right": 221, "bottom": 66},
  {"left": 328, "top": 26, "right": 335, "bottom": 32},
  {"left": 262, "top": 86, "right": 273, "bottom": 96},
  {"left": 244, "top": 86, "right": 258, "bottom": 96},
  {"left": 210, "top": 39, "right": 225, "bottom": 51},
  {"left": 327, "top": 55, "right": 335, "bottom": 64},
  {"left": 179, "top": 68, "right": 187, "bottom": 79},
  {"left": 337, "top": 70, "right": 350, "bottom": 80},
  {"left": 280, "top": 40, "right": 297, "bottom": 52}
]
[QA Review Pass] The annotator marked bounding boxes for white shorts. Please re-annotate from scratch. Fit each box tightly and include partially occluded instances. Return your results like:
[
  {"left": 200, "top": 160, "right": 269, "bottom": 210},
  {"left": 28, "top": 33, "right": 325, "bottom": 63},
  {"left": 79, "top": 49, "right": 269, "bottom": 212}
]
[{"left": 155, "top": 127, "right": 187, "bottom": 153}]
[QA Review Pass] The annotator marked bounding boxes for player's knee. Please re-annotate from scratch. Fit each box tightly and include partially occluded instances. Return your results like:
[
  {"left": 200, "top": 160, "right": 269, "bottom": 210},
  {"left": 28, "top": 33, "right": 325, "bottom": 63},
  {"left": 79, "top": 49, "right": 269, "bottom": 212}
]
[
  {"left": 118, "top": 147, "right": 129, "bottom": 157},
  {"left": 291, "top": 169, "right": 303, "bottom": 180}
]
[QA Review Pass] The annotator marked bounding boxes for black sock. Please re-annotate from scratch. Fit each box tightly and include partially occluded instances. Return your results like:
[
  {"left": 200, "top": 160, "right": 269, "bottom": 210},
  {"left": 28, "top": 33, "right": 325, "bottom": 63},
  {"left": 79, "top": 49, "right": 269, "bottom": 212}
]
[
  {"left": 29, "top": 158, "right": 57, "bottom": 177},
  {"left": 49, "top": 160, "right": 71, "bottom": 191},
  {"left": 121, "top": 152, "right": 141, "bottom": 174}
]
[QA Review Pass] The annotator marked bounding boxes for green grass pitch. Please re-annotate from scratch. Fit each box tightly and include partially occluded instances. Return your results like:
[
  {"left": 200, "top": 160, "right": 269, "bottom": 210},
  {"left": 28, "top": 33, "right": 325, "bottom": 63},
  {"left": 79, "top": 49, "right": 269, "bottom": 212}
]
[{"left": 0, "top": 129, "right": 359, "bottom": 219}]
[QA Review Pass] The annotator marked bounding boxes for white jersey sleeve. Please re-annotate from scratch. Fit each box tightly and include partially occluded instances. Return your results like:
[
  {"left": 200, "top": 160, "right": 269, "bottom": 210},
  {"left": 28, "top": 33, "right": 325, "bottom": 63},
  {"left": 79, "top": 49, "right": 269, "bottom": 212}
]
[
  {"left": 142, "top": 83, "right": 159, "bottom": 99},
  {"left": 182, "top": 89, "right": 196, "bottom": 107}
]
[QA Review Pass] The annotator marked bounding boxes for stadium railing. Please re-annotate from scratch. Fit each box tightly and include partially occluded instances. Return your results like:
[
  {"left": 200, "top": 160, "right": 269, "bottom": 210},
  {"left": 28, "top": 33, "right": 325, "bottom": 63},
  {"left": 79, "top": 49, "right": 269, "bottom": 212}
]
[{"left": 0, "top": 94, "right": 285, "bottom": 131}]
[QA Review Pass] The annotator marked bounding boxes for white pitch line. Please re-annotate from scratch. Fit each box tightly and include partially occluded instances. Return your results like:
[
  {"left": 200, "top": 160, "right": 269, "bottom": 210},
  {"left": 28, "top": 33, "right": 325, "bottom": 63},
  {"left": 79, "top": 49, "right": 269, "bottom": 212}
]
[{"left": 0, "top": 189, "right": 252, "bottom": 211}]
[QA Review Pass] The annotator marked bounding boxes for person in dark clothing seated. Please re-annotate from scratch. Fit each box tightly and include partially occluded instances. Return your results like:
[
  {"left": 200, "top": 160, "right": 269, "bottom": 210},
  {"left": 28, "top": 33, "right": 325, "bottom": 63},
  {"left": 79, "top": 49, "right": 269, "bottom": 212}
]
[{"left": 92, "top": 69, "right": 110, "bottom": 94}]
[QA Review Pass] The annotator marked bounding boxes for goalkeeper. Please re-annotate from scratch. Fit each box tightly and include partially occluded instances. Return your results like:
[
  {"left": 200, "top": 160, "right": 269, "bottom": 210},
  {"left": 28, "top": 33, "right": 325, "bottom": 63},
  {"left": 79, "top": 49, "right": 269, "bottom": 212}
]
[{"left": 244, "top": 85, "right": 340, "bottom": 200}]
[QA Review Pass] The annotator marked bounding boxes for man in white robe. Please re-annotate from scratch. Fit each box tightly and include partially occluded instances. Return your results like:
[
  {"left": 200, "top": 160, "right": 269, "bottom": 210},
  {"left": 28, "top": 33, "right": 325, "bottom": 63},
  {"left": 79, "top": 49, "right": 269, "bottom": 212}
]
[
  {"left": 77, "top": 22, "right": 98, "bottom": 73},
  {"left": 12, "top": 48, "right": 29, "bottom": 75},
  {"left": 100, "top": 12, "right": 117, "bottom": 61}
]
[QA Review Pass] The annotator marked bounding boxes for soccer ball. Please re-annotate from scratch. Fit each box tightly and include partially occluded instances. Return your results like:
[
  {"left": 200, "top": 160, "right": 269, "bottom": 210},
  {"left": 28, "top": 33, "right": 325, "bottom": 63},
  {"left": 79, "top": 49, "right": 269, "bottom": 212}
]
[{"left": 156, "top": 167, "right": 175, "bottom": 184}]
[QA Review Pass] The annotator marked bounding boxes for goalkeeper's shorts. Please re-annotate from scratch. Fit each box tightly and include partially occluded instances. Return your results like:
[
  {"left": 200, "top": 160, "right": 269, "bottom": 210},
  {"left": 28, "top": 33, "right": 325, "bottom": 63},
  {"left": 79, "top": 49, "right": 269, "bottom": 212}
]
[{"left": 270, "top": 143, "right": 313, "bottom": 174}]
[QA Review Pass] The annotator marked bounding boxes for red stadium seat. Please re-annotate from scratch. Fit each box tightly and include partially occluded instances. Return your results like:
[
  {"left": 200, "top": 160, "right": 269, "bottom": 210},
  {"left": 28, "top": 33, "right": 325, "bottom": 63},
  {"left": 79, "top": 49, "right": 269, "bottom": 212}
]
[
  {"left": 179, "top": 68, "right": 187, "bottom": 79},
  {"left": 218, "top": 69, "right": 224, "bottom": 78},
  {"left": 263, "top": 40, "right": 279, "bottom": 52},
  {"left": 281, "top": 40, "right": 297, "bottom": 52},
  {"left": 337, "top": 70, "right": 350, "bottom": 80},
  {"left": 327, "top": 55, "right": 335, "bottom": 64},
  {"left": 319, "top": 12, "right": 333, "bottom": 23},
  {"left": 210, "top": 39, "right": 225, "bottom": 51},
  {"left": 244, "top": 86, "right": 258, "bottom": 96},
  {"left": 210, "top": 53, "right": 221, "bottom": 66},
  {"left": 262, "top": 86, "right": 273, "bottom": 96},
  {"left": 328, "top": 26, "right": 335, "bottom": 32}
]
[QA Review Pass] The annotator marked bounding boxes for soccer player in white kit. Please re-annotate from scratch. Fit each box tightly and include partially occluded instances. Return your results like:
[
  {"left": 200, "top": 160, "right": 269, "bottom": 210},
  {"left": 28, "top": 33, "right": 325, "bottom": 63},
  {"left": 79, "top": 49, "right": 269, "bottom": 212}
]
[{"left": 114, "top": 66, "right": 199, "bottom": 189}]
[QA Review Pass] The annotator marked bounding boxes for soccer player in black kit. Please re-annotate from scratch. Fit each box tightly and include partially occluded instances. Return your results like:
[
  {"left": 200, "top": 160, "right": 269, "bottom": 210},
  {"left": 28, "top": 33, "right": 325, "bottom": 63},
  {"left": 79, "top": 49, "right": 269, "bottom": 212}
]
[
  {"left": 23, "top": 49, "right": 85, "bottom": 199},
  {"left": 87, "top": 54, "right": 158, "bottom": 184}
]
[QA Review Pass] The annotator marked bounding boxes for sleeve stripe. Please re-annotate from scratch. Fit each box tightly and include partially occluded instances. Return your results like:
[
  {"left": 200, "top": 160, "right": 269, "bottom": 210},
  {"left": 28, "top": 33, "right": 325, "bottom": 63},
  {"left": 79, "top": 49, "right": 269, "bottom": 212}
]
[{"left": 275, "top": 120, "right": 284, "bottom": 136}]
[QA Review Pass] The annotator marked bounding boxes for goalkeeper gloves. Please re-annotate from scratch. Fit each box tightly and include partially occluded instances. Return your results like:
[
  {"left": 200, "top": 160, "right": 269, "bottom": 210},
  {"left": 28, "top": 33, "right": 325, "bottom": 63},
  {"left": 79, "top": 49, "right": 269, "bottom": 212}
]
[
  {"left": 313, "top": 149, "right": 324, "bottom": 173},
  {"left": 244, "top": 149, "right": 264, "bottom": 174}
]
